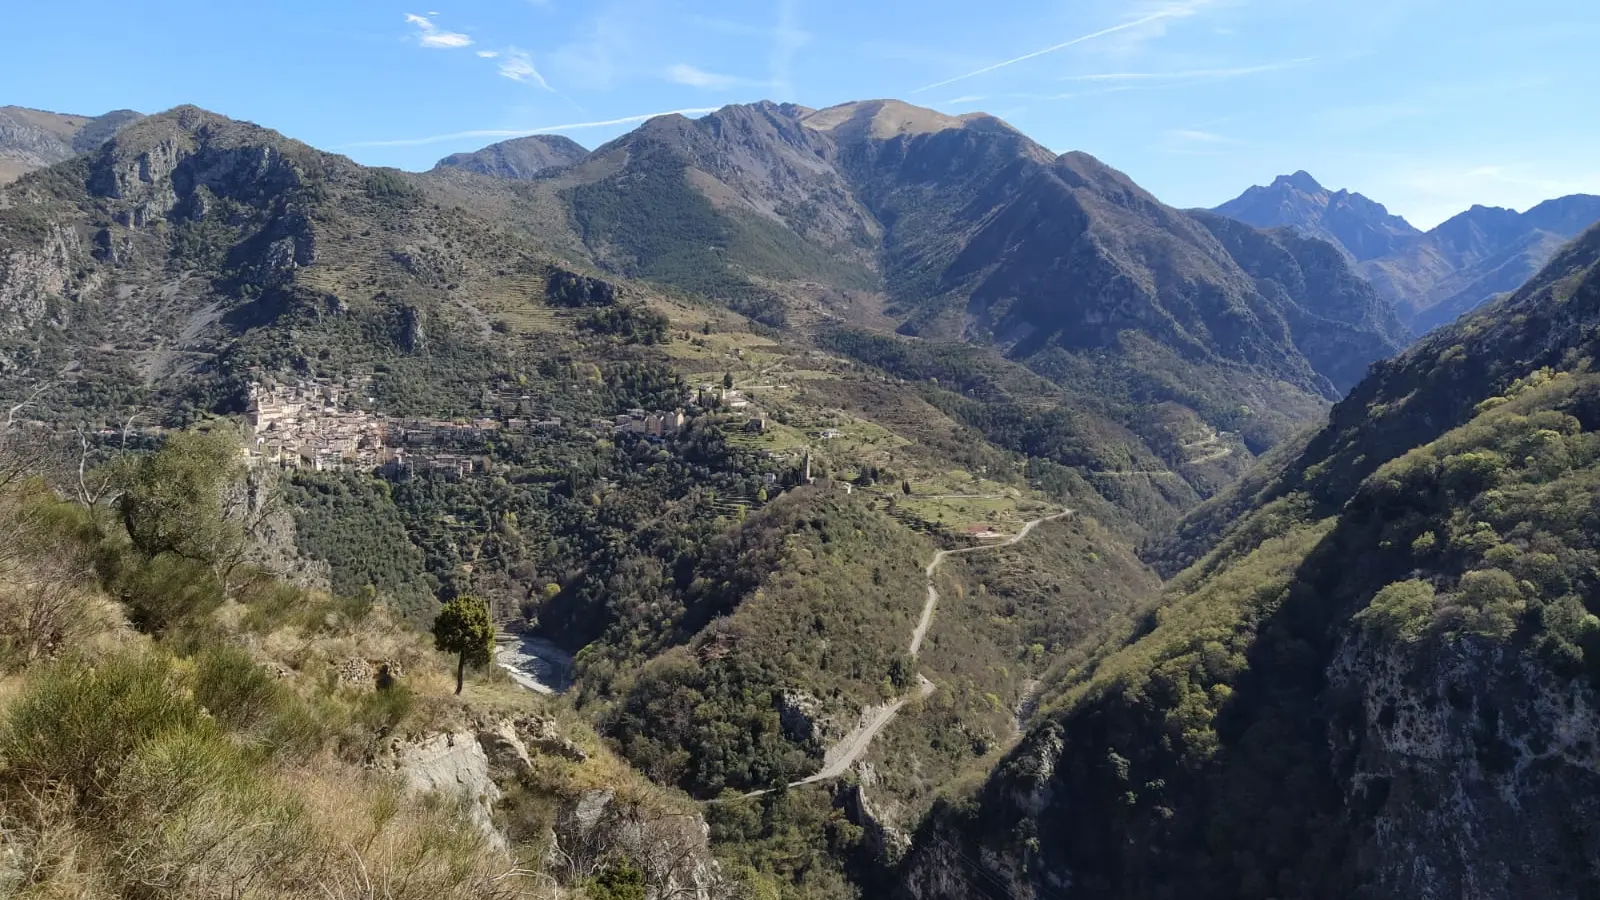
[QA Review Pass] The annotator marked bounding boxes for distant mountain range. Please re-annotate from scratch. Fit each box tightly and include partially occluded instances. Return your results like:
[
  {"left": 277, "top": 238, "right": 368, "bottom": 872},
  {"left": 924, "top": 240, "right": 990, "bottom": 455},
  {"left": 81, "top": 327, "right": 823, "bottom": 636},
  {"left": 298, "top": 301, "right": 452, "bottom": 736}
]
[
  {"left": 0, "top": 97, "right": 1414, "bottom": 540},
  {"left": 0, "top": 105, "right": 142, "bottom": 183},
  {"left": 1213, "top": 172, "right": 1600, "bottom": 332},
  {"left": 443, "top": 99, "right": 1406, "bottom": 456}
]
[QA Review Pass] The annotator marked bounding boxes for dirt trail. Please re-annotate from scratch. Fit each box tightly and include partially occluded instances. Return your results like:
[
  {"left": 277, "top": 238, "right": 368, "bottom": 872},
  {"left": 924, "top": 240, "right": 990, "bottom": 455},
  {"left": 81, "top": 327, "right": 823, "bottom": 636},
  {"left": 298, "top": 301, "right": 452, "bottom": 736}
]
[
  {"left": 726, "top": 509, "right": 1073, "bottom": 800},
  {"left": 911, "top": 510, "right": 1072, "bottom": 658}
]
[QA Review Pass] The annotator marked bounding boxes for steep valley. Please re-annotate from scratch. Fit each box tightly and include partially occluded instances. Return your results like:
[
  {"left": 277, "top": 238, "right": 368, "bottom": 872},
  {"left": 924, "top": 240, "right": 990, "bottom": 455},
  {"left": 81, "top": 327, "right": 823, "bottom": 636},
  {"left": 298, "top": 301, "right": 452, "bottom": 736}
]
[{"left": 0, "top": 94, "right": 1595, "bottom": 900}]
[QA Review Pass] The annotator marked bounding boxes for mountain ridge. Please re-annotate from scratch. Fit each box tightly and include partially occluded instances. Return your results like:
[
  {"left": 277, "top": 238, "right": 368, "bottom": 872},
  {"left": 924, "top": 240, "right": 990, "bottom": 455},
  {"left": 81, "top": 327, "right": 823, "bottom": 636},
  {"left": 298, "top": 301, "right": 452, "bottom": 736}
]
[
  {"left": 1214, "top": 172, "right": 1600, "bottom": 333},
  {"left": 513, "top": 100, "right": 1405, "bottom": 455},
  {"left": 0, "top": 104, "right": 143, "bottom": 184}
]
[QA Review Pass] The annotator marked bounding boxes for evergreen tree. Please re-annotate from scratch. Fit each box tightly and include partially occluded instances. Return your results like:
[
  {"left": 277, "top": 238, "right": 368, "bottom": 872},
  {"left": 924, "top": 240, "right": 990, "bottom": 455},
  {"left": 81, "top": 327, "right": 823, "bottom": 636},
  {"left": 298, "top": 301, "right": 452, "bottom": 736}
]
[{"left": 432, "top": 595, "right": 495, "bottom": 695}]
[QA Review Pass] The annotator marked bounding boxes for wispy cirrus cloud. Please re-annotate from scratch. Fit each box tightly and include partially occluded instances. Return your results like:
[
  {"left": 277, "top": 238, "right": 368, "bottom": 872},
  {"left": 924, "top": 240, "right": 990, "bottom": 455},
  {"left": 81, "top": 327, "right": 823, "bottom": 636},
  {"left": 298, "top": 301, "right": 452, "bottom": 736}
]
[
  {"left": 912, "top": 2, "right": 1217, "bottom": 94},
  {"left": 666, "top": 64, "right": 753, "bottom": 90},
  {"left": 405, "top": 13, "right": 472, "bottom": 49},
  {"left": 476, "top": 49, "right": 499, "bottom": 59},
  {"left": 1168, "top": 128, "right": 1238, "bottom": 143},
  {"left": 342, "top": 108, "right": 721, "bottom": 149},
  {"left": 1161, "top": 125, "right": 1244, "bottom": 155},
  {"left": 498, "top": 48, "right": 554, "bottom": 91},
  {"left": 1065, "top": 58, "right": 1317, "bottom": 84},
  {"left": 770, "top": 0, "right": 808, "bottom": 95}
]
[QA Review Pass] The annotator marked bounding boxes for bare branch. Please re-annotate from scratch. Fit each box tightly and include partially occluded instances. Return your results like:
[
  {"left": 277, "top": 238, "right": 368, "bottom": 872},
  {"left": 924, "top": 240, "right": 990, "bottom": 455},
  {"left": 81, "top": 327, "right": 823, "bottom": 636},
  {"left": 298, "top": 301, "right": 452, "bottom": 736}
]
[{"left": 4, "top": 382, "right": 53, "bottom": 429}]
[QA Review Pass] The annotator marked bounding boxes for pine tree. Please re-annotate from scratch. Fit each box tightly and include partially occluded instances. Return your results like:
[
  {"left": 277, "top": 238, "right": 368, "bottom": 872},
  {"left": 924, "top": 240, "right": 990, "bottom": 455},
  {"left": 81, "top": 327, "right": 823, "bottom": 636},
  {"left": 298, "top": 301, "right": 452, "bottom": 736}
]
[{"left": 432, "top": 595, "right": 495, "bottom": 695}]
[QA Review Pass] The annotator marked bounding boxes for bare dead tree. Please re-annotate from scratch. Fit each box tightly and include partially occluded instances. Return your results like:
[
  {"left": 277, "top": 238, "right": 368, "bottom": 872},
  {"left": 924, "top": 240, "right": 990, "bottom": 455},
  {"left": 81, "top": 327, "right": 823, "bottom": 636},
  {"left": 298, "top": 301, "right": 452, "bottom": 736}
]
[
  {"left": 4, "top": 381, "right": 52, "bottom": 429},
  {"left": 74, "top": 409, "right": 140, "bottom": 509},
  {"left": 0, "top": 382, "right": 56, "bottom": 492}
]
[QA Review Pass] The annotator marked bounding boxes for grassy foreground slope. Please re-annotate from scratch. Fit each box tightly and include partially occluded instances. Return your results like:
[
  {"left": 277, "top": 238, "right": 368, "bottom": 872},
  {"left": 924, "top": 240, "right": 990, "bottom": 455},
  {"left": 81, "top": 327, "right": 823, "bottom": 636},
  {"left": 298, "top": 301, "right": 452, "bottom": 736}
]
[{"left": 0, "top": 425, "right": 749, "bottom": 899}]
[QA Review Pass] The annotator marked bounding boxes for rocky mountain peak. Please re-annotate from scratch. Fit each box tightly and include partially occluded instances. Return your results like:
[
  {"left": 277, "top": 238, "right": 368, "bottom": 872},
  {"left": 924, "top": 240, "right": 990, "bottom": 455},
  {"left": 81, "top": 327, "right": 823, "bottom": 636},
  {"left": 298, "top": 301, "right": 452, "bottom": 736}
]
[
  {"left": 1273, "top": 169, "right": 1325, "bottom": 193},
  {"left": 801, "top": 99, "right": 977, "bottom": 142},
  {"left": 1214, "top": 172, "right": 1421, "bottom": 264}
]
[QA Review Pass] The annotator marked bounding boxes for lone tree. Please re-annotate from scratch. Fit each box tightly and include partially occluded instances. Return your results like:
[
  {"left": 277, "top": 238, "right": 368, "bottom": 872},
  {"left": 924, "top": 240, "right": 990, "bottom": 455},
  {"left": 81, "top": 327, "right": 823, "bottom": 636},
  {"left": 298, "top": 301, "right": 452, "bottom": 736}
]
[{"left": 433, "top": 595, "right": 495, "bottom": 695}]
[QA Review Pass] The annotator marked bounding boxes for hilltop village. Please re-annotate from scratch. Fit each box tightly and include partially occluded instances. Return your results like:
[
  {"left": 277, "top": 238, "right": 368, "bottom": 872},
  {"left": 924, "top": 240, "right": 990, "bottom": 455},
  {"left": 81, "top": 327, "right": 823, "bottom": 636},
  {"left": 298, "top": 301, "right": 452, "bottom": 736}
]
[{"left": 243, "top": 376, "right": 711, "bottom": 476}]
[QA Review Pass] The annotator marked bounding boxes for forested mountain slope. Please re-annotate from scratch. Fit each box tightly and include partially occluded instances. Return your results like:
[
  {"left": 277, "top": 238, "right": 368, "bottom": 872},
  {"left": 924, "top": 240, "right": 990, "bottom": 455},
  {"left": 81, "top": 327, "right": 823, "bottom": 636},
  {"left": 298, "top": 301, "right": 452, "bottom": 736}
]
[
  {"left": 454, "top": 98, "right": 1408, "bottom": 529},
  {"left": 902, "top": 224, "right": 1600, "bottom": 900},
  {"left": 0, "top": 102, "right": 1195, "bottom": 898}
]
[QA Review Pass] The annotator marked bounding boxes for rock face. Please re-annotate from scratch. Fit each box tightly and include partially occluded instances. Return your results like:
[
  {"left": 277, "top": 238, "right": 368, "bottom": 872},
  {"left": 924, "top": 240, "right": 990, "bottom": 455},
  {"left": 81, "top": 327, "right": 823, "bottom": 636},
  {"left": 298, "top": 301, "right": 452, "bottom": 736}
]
[
  {"left": 1213, "top": 172, "right": 1600, "bottom": 334},
  {"left": 776, "top": 688, "right": 844, "bottom": 745},
  {"left": 432, "top": 134, "right": 588, "bottom": 180},
  {"left": 390, "top": 730, "right": 506, "bottom": 849},
  {"left": 839, "top": 762, "right": 912, "bottom": 860},
  {"left": 549, "top": 787, "right": 725, "bottom": 900},
  {"left": 386, "top": 716, "right": 726, "bottom": 897},
  {"left": 1328, "top": 633, "right": 1600, "bottom": 900}
]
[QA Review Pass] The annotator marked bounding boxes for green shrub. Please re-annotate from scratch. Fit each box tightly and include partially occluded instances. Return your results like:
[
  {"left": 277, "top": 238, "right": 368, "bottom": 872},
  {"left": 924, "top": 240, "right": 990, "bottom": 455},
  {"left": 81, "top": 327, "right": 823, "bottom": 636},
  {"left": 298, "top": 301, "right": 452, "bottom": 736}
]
[
  {"left": 353, "top": 681, "right": 417, "bottom": 734},
  {"left": 112, "top": 551, "right": 227, "bottom": 635},
  {"left": 587, "top": 861, "right": 647, "bottom": 900},
  {"left": 116, "top": 427, "right": 246, "bottom": 566},
  {"left": 105, "top": 729, "right": 309, "bottom": 895},
  {"left": 193, "top": 645, "right": 285, "bottom": 732},
  {"left": 1353, "top": 580, "right": 1437, "bottom": 643},
  {"left": 0, "top": 653, "right": 211, "bottom": 807}
]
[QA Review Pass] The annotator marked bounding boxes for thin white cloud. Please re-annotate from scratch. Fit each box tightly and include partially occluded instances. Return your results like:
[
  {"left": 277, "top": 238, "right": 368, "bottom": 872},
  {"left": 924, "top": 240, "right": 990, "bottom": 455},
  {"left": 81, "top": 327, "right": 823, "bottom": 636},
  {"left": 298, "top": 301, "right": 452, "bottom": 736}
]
[
  {"left": 771, "top": 0, "right": 807, "bottom": 95},
  {"left": 405, "top": 13, "right": 473, "bottom": 49},
  {"left": 343, "top": 108, "right": 722, "bottom": 148},
  {"left": 692, "top": 15, "right": 810, "bottom": 43},
  {"left": 943, "top": 95, "right": 988, "bottom": 106},
  {"left": 499, "top": 48, "right": 554, "bottom": 90},
  {"left": 477, "top": 49, "right": 500, "bottom": 58},
  {"left": 1168, "top": 128, "right": 1237, "bottom": 144},
  {"left": 911, "top": 4, "right": 1213, "bottom": 94},
  {"left": 1065, "top": 58, "right": 1317, "bottom": 83},
  {"left": 665, "top": 63, "right": 774, "bottom": 90},
  {"left": 667, "top": 64, "right": 739, "bottom": 89}
]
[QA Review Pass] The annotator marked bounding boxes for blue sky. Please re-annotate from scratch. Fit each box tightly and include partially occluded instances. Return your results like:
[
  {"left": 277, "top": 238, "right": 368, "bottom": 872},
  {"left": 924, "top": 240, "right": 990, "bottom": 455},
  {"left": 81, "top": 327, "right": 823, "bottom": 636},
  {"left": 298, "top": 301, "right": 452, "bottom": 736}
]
[{"left": 5, "top": 0, "right": 1597, "bottom": 227}]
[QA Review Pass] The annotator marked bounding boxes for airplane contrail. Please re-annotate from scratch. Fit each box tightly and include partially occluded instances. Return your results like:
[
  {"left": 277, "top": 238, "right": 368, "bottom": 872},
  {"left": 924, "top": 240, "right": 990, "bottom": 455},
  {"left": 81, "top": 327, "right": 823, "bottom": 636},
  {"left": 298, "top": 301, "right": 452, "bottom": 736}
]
[{"left": 911, "top": 10, "right": 1188, "bottom": 94}]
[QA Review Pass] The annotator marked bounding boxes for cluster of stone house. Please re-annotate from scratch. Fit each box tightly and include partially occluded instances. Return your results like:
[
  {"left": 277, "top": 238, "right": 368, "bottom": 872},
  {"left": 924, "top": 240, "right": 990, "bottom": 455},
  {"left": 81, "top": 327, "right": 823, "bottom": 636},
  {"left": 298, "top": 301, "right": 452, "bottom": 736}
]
[
  {"left": 247, "top": 379, "right": 390, "bottom": 472},
  {"left": 246, "top": 380, "right": 505, "bottom": 475},
  {"left": 245, "top": 377, "right": 691, "bottom": 474},
  {"left": 613, "top": 408, "right": 687, "bottom": 438}
]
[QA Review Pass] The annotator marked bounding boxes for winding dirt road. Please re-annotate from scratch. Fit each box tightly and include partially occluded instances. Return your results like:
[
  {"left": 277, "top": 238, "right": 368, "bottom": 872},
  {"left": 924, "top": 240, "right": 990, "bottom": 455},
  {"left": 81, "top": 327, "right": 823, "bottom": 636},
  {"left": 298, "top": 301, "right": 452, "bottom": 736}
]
[
  {"left": 910, "top": 510, "right": 1074, "bottom": 658},
  {"left": 727, "top": 508, "right": 1073, "bottom": 800}
]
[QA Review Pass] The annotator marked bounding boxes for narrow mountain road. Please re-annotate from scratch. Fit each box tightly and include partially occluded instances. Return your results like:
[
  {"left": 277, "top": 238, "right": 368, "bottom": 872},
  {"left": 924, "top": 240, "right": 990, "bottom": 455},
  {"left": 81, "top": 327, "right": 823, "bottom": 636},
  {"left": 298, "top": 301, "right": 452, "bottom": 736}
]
[
  {"left": 910, "top": 510, "right": 1073, "bottom": 658},
  {"left": 724, "top": 508, "right": 1073, "bottom": 801}
]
